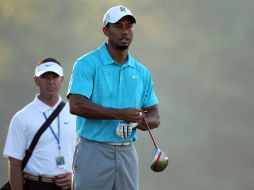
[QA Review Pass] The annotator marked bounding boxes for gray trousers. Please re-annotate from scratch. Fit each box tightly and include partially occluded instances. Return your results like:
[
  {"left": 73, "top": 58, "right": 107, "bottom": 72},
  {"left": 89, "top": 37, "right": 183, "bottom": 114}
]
[{"left": 72, "top": 138, "right": 139, "bottom": 190}]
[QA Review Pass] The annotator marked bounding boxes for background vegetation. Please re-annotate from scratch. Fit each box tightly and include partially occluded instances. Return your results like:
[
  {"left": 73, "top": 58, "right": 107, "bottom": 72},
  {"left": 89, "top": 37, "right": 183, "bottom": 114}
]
[{"left": 1, "top": 0, "right": 254, "bottom": 189}]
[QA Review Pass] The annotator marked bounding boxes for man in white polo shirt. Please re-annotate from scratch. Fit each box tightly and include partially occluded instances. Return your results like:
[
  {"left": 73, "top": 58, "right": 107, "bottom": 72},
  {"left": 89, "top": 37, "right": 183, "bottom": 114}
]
[{"left": 3, "top": 57, "right": 77, "bottom": 190}]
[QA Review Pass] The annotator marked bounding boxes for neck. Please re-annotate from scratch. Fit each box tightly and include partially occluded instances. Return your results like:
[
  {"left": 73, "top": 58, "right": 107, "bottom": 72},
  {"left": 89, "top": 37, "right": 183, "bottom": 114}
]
[
  {"left": 107, "top": 43, "right": 128, "bottom": 64},
  {"left": 38, "top": 95, "right": 59, "bottom": 107}
]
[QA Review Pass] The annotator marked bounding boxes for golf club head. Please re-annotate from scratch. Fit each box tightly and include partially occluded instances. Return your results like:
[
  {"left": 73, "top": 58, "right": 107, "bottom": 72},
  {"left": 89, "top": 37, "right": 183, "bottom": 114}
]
[{"left": 150, "top": 148, "right": 168, "bottom": 172}]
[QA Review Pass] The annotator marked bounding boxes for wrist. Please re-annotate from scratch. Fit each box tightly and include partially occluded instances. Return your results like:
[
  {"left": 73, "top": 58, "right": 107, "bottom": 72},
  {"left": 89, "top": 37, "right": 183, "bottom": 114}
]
[{"left": 109, "top": 108, "right": 123, "bottom": 120}]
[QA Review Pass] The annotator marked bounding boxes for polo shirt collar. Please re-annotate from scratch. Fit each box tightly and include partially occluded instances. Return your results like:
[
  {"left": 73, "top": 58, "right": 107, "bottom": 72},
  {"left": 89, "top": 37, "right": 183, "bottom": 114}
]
[
  {"left": 99, "top": 43, "right": 136, "bottom": 68},
  {"left": 33, "top": 94, "right": 62, "bottom": 113}
]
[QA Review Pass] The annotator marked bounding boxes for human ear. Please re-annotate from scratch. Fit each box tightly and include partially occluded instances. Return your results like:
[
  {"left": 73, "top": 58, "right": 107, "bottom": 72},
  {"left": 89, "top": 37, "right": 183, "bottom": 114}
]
[
  {"left": 102, "top": 27, "right": 109, "bottom": 37},
  {"left": 33, "top": 76, "right": 39, "bottom": 87}
]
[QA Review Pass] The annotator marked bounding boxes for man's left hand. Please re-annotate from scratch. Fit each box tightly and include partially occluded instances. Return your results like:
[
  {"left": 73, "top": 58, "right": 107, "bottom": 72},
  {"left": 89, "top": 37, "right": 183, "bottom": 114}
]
[
  {"left": 116, "top": 123, "right": 139, "bottom": 139},
  {"left": 55, "top": 172, "right": 72, "bottom": 190}
]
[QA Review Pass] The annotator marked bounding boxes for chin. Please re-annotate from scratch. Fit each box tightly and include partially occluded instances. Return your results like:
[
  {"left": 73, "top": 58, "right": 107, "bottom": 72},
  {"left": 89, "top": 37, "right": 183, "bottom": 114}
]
[
  {"left": 118, "top": 44, "right": 129, "bottom": 50},
  {"left": 46, "top": 92, "right": 57, "bottom": 98}
]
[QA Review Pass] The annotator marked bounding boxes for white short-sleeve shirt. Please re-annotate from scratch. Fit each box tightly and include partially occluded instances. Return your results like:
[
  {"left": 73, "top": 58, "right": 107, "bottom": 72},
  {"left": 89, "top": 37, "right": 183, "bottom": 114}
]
[{"left": 3, "top": 95, "right": 77, "bottom": 176}]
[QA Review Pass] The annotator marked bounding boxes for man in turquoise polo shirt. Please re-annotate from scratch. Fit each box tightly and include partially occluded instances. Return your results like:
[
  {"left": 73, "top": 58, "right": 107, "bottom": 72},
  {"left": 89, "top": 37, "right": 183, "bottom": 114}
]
[{"left": 67, "top": 5, "right": 160, "bottom": 190}]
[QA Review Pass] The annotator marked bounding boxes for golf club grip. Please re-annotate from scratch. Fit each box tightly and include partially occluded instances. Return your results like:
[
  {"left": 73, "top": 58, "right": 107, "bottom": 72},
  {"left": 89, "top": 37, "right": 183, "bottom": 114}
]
[{"left": 143, "top": 117, "right": 158, "bottom": 149}]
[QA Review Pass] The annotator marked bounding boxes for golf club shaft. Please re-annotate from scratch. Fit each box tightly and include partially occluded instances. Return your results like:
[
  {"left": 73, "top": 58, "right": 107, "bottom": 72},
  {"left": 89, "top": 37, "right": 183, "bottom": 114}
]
[{"left": 143, "top": 117, "right": 158, "bottom": 149}]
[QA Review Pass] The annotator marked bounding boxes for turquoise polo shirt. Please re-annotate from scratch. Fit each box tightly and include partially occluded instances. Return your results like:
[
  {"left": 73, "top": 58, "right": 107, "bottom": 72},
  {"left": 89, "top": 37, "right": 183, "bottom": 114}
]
[{"left": 68, "top": 43, "right": 158, "bottom": 142}]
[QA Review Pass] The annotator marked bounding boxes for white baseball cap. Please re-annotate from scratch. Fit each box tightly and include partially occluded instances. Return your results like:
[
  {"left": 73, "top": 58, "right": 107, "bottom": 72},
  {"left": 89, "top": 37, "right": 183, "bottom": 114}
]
[
  {"left": 35, "top": 62, "right": 64, "bottom": 77},
  {"left": 103, "top": 5, "right": 136, "bottom": 27}
]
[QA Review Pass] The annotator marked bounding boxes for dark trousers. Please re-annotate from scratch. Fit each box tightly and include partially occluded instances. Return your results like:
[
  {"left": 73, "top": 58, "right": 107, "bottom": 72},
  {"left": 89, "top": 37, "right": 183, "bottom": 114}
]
[{"left": 24, "top": 179, "right": 62, "bottom": 190}]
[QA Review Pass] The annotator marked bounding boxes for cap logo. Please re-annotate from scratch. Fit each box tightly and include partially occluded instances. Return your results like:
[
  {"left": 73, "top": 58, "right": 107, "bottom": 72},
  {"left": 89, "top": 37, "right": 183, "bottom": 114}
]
[
  {"left": 45, "top": 63, "right": 53, "bottom": 67},
  {"left": 120, "top": 6, "right": 126, "bottom": 12}
]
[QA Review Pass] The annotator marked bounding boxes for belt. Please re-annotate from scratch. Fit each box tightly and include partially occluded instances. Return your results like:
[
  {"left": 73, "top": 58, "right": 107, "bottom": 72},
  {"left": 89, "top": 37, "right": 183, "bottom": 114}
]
[
  {"left": 109, "top": 142, "right": 131, "bottom": 146},
  {"left": 81, "top": 138, "right": 131, "bottom": 146},
  {"left": 24, "top": 173, "right": 55, "bottom": 183}
]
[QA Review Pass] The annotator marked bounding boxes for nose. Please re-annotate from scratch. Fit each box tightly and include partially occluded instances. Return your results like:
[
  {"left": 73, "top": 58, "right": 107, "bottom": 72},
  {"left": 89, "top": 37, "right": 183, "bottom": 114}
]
[{"left": 120, "top": 27, "right": 131, "bottom": 36}]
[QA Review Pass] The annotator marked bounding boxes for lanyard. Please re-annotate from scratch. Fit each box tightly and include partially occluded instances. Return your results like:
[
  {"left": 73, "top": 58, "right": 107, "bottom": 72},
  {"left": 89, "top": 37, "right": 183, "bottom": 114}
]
[{"left": 43, "top": 112, "right": 61, "bottom": 154}]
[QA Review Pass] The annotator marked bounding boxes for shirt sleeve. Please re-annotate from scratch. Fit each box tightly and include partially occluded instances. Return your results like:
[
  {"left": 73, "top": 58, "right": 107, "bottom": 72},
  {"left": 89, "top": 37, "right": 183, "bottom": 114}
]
[
  {"left": 142, "top": 70, "right": 159, "bottom": 108},
  {"left": 67, "top": 58, "right": 94, "bottom": 99},
  {"left": 3, "top": 114, "right": 27, "bottom": 160}
]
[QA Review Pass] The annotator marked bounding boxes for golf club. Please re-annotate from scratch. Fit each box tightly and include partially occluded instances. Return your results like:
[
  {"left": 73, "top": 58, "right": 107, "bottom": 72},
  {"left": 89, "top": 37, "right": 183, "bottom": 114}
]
[{"left": 143, "top": 117, "right": 168, "bottom": 172}]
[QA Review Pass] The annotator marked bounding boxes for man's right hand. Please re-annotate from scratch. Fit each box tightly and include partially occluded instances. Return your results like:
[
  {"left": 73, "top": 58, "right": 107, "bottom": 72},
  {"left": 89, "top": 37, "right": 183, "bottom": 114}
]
[{"left": 118, "top": 108, "right": 144, "bottom": 123}]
